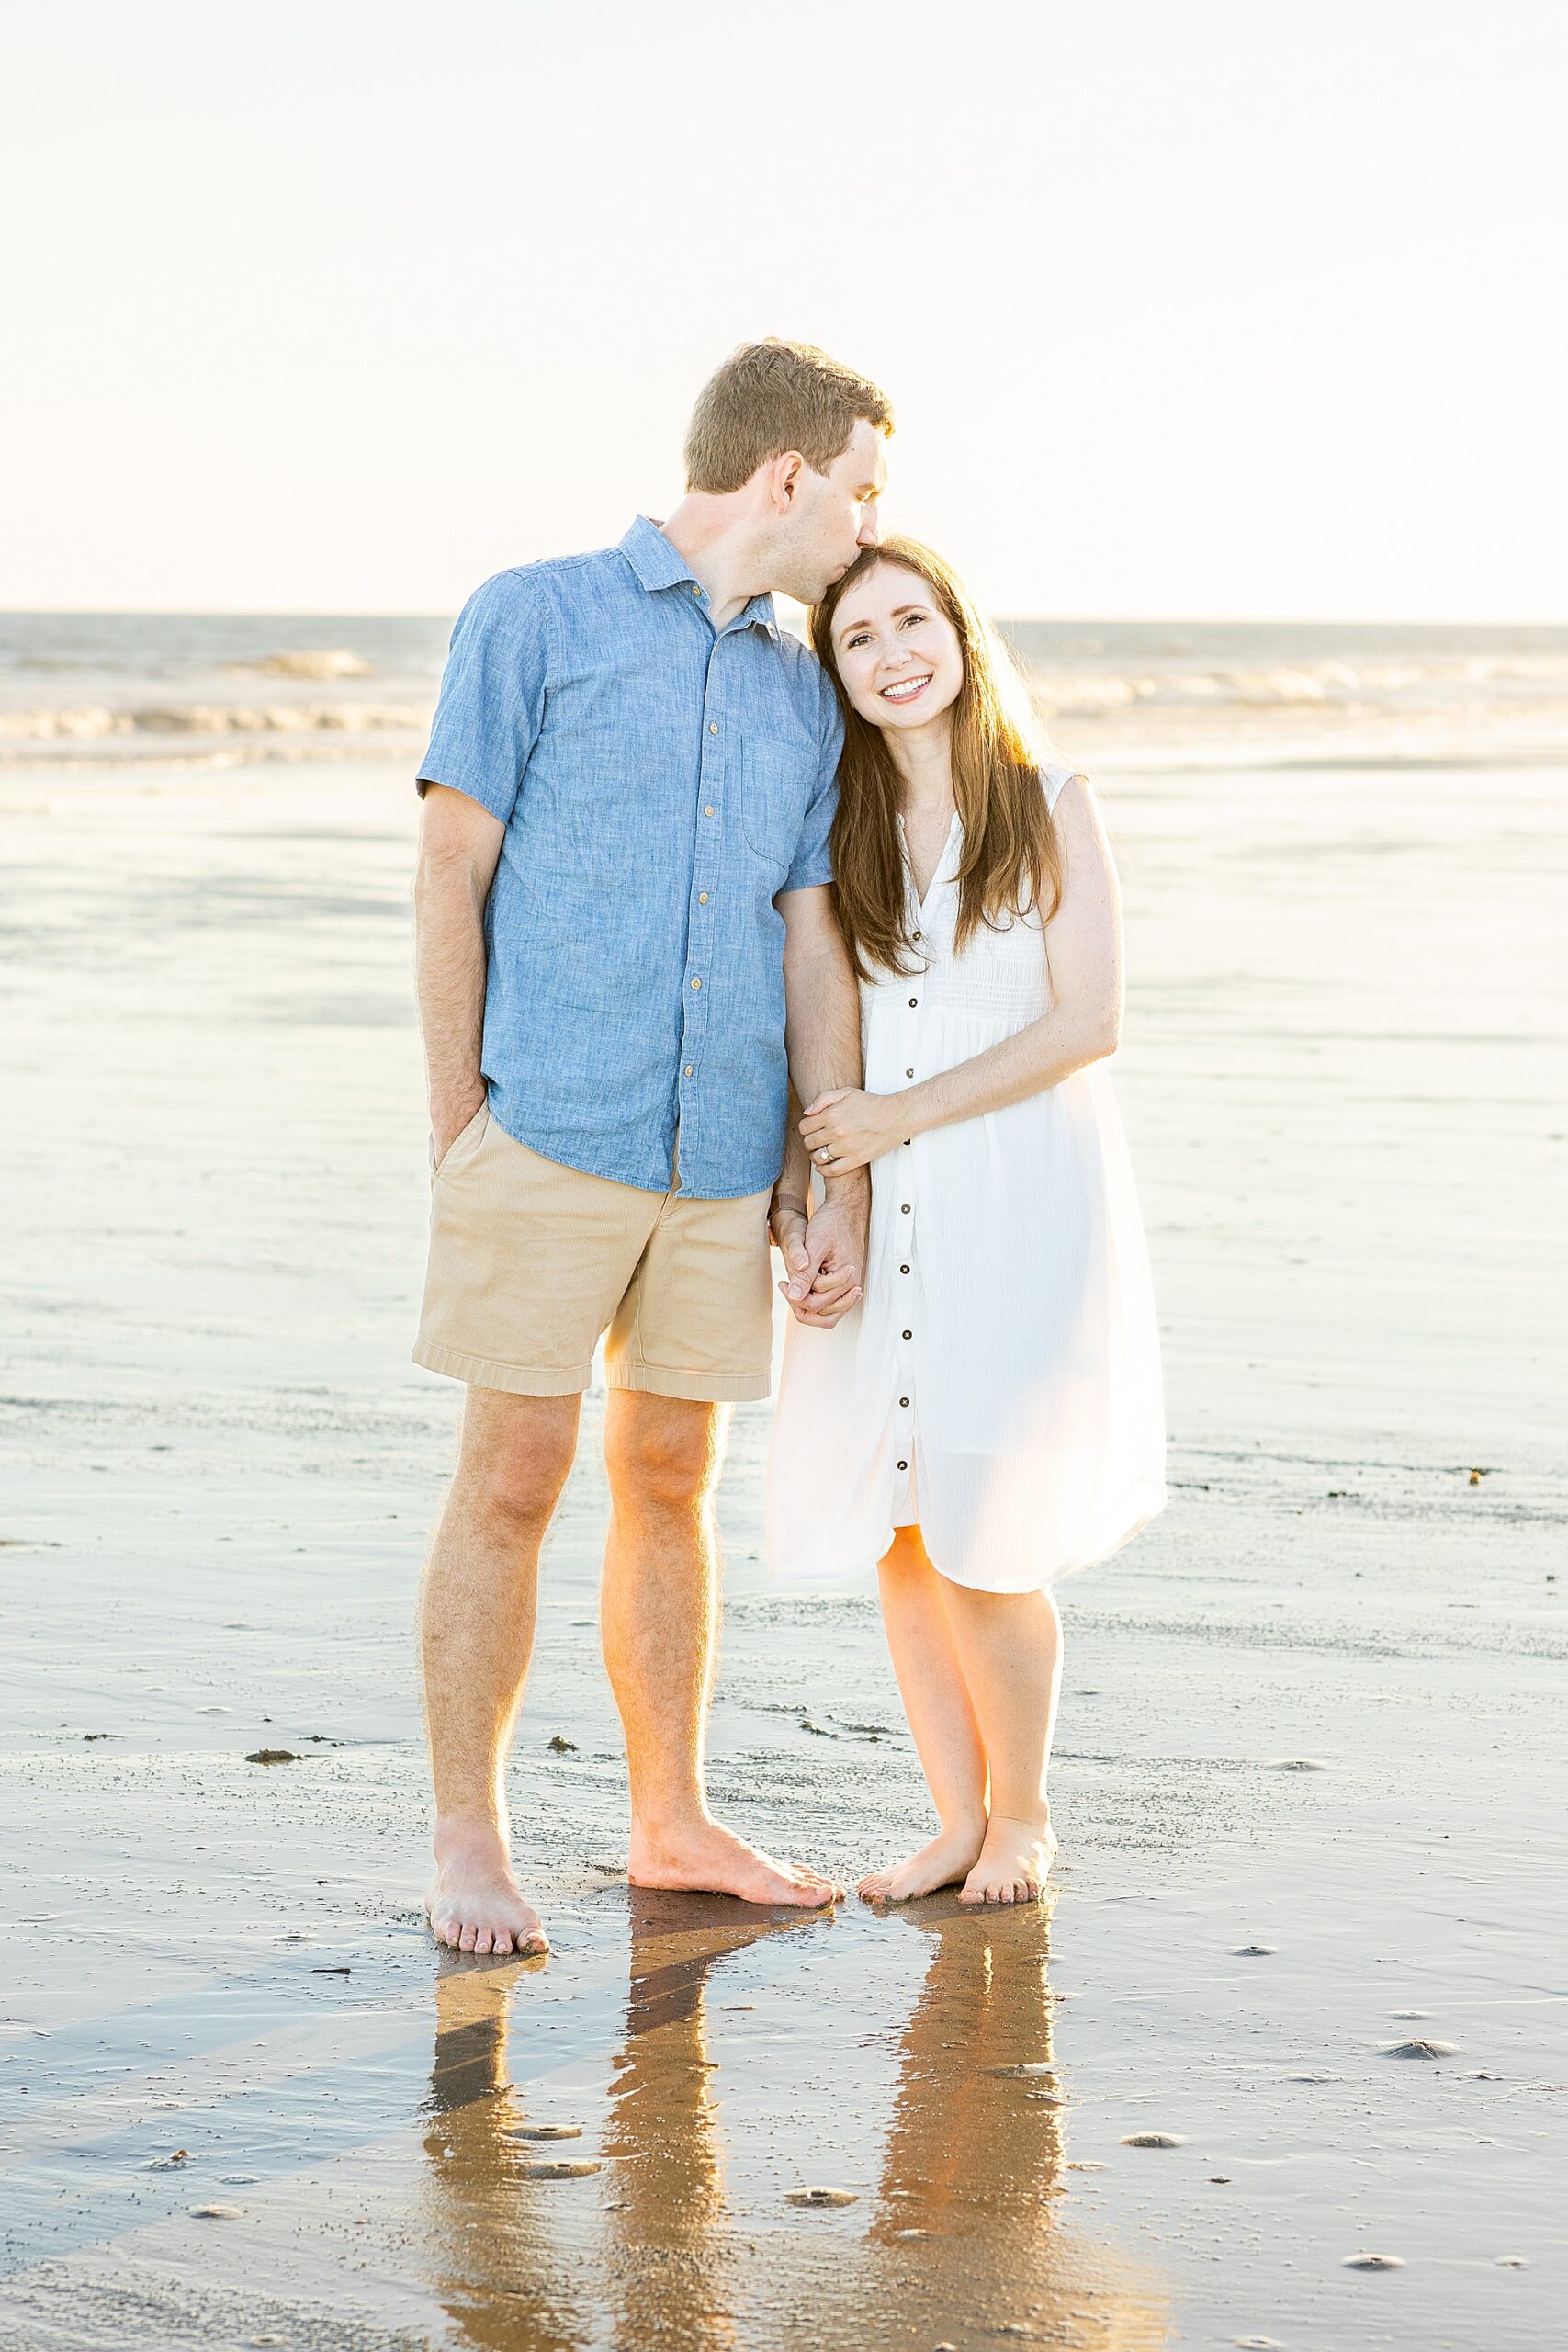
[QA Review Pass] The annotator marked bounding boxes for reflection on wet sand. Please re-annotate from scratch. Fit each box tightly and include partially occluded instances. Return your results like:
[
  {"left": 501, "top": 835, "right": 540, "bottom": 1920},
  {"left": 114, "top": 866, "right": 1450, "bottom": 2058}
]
[{"left": 421, "top": 1895, "right": 1166, "bottom": 2352}]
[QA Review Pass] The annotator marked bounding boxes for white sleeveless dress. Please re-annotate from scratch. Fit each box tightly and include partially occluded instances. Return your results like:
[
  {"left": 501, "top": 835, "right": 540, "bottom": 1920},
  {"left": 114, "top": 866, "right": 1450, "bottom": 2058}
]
[{"left": 766, "top": 768, "right": 1166, "bottom": 1594}]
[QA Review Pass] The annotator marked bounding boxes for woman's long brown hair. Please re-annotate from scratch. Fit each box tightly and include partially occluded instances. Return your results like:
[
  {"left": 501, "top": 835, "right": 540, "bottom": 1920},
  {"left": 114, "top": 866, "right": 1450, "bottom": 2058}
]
[{"left": 810, "top": 537, "right": 1062, "bottom": 980}]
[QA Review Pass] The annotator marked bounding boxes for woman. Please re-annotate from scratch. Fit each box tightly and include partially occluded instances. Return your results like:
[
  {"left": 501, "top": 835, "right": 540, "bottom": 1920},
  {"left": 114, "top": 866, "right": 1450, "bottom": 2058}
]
[{"left": 766, "top": 538, "right": 1166, "bottom": 1907}]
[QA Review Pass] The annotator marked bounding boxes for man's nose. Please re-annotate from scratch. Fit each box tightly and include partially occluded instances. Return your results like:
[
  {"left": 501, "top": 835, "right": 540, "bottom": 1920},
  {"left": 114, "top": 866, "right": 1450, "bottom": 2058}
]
[{"left": 857, "top": 508, "right": 882, "bottom": 548}]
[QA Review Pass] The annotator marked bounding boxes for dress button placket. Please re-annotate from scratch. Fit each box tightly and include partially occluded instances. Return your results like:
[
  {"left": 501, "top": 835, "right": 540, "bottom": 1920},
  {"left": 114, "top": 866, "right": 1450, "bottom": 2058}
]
[{"left": 892, "top": 957, "right": 920, "bottom": 1517}]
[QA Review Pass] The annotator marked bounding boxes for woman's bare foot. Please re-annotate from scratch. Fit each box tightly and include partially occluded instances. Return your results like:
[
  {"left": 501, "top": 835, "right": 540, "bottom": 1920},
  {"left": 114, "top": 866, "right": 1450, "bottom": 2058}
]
[
  {"left": 958, "top": 1811, "right": 1056, "bottom": 1905},
  {"left": 859, "top": 1813, "right": 987, "bottom": 1904},
  {"left": 427, "top": 1821, "right": 549, "bottom": 1957},
  {"left": 628, "top": 1816, "right": 842, "bottom": 1908}
]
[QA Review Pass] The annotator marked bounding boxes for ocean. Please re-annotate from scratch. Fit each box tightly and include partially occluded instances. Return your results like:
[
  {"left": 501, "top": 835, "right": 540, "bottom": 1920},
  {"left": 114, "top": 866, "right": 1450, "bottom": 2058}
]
[{"left": 5, "top": 611, "right": 1567, "bottom": 771}]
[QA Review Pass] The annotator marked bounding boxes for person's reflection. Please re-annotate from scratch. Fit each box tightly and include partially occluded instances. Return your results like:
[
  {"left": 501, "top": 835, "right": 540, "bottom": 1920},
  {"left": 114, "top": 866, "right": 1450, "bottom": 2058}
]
[
  {"left": 599, "top": 1890, "right": 818, "bottom": 2352},
  {"left": 866, "top": 1898, "right": 1165, "bottom": 2346},
  {"left": 421, "top": 1897, "right": 818, "bottom": 2352},
  {"left": 422, "top": 1946, "right": 589, "bottom": 2352}
]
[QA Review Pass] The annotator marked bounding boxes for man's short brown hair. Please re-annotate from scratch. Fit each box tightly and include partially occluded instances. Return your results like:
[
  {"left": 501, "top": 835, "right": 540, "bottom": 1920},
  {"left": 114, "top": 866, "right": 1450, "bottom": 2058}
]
[{"left": 683, "top": 338, "right": 893, "bottom": 495}]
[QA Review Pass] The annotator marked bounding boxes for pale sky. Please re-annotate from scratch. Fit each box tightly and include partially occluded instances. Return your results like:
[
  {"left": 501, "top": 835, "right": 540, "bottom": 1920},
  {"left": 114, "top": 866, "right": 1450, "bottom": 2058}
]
[{"left": 6, "top": 0, "right": 1564, "bottom": 619}]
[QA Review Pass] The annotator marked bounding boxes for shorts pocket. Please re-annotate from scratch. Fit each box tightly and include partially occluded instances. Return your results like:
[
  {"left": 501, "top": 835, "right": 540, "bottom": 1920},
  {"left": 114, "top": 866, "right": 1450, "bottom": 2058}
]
[{"left": 432, "top": 1098, "right": 491, "bottom": 1181}]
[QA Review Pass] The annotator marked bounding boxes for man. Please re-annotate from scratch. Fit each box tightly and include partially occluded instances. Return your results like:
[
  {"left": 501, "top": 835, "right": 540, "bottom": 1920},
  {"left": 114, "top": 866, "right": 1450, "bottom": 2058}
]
[{"left": 412, "top": 338, "right": 892, "bottom": 1956}]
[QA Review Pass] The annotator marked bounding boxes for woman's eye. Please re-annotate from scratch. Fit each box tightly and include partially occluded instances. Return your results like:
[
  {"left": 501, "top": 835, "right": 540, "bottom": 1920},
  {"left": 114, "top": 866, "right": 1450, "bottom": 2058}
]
[
  {"left": 846, "top": 632, "right": 871, "bottom": 650},
  {"left": 899, "top": 612, "right": 926, "bottom": 629}
]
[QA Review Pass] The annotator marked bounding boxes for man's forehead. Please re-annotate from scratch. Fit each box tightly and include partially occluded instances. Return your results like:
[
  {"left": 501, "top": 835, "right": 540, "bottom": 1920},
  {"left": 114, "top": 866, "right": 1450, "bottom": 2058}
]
[{"left": 837, "top": 419, "right": 890, "bottom": 489}]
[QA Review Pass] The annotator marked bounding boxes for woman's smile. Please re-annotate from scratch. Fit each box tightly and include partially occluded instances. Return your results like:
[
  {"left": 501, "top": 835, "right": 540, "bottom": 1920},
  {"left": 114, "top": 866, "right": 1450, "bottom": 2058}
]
[{"left": 879, "top": 670, "right": 934, "bottom": 705}]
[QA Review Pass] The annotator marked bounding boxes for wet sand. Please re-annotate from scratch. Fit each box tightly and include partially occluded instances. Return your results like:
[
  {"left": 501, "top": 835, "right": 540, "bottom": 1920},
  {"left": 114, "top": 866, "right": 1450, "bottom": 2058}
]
[{"left": 2, "top": 753, "right": 1565, "bottom": 2348}]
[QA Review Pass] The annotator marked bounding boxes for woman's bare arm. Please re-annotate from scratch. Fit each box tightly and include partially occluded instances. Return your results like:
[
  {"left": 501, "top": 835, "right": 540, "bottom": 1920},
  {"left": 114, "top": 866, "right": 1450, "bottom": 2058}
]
[{"left": 797, "top": 778, "right": 1122, "bottom": 1171}]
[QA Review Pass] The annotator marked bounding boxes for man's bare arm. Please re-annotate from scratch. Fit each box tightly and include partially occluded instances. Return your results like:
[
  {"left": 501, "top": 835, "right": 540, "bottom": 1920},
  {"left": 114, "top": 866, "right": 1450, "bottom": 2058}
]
[
  {"left": 414, "top": 783, "right": 505, "bottom": 1161},
  {"left": 778, "top": 885, "right": 868, "bottom": 1318}
]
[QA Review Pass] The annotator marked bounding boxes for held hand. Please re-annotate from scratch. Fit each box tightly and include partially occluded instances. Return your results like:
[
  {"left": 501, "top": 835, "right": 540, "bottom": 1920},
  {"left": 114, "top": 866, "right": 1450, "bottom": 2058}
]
[
  {"left": 773, "top": 1195, "right": 863, "bottom": 1329},
  {"left": 799, "top": 1087, "right": 905, "bottom": 1176}
]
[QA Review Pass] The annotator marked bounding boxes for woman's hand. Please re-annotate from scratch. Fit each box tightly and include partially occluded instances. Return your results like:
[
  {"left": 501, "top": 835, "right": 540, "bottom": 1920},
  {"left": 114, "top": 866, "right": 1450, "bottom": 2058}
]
[{"left": 799, "top": 1088, "right": 907, "bottom": 1176}]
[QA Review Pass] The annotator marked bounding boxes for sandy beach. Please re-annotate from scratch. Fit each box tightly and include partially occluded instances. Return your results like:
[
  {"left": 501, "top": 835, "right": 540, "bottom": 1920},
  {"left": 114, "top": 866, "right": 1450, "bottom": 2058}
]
[{"left": 3, "top": 681, "right": 1566, "bottom": 2346}]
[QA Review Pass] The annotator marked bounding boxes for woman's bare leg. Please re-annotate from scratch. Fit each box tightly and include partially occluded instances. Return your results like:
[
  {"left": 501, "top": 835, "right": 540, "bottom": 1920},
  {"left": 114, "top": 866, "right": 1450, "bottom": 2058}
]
[
  {"left": 860, "top": 1525, "right": 990, "bottom": 1901},
  {"left": 938, "top": 1579, "right": 1062, "bottom": 1903}
]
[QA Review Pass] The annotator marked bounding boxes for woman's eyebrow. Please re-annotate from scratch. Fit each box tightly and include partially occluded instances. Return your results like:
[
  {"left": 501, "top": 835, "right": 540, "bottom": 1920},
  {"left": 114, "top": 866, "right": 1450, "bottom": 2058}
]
[{"left": 836, "top": 603, "right": 928, "bottom": 639}]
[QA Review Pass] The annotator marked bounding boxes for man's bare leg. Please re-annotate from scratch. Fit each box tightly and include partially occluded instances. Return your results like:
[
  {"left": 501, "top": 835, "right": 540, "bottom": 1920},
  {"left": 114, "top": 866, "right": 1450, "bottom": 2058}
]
[
  {"left": 421, "top": 1385, "right": 581, "bottom": 1955},
  {"left": 602, "top": 1390, "right": 842, "bottom": 1907}
]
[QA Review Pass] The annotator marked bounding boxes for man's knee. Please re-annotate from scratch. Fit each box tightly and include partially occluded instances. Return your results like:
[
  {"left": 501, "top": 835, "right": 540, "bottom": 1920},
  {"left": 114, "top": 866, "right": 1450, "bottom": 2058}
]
[
  {"left": 604, "top": 1396, "right": 721, "bottom": 1519},
  {"left": 457, "top": 1389, "right": 580, "bottom": 1532}
]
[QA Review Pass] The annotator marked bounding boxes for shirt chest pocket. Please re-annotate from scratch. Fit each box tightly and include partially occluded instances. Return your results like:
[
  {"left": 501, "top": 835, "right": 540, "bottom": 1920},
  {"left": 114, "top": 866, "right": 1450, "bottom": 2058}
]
[{"left": 741, "top": 730, "right": 816, "bottom": 872}]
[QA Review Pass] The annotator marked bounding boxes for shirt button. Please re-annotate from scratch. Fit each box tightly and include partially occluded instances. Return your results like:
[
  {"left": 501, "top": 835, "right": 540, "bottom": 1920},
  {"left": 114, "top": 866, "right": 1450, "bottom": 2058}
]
[
  {"left": 698, "top": 891, "right": 709, "bottom": 904},
  {"left": 691, "top": 977, "right": 702, "bottom": 990},
  {"left": 705, "top": 805, "right": 715, "bottom": 818},
  {"left": 683, "top": 1064, "right": 694, "bottom": 1076},
  {"left": 708, "top": 721, "right": 719, "bottom": 735}
]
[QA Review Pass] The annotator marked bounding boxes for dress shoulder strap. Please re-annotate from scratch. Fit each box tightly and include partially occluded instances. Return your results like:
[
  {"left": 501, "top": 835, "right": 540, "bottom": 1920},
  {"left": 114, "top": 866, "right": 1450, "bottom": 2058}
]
[{"left": 1042, "top": 763, "right": 1089, "bottom": 813}]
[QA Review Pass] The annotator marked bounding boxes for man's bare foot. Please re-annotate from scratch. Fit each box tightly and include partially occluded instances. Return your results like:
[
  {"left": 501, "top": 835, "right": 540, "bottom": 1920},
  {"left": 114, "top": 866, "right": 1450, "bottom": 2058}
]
[
  {"left": 858, "top": 1814, "right": 987, "bottom": 1904},
  {"left": 427, "top": 1821, "right": 549, "bottom": 1957},
  {"left": 958, "top": 1811, "right": 1056, "bottom": 1905},
  {"left": 628, "top": 1817, "right": 842, "bottom": 1909}
]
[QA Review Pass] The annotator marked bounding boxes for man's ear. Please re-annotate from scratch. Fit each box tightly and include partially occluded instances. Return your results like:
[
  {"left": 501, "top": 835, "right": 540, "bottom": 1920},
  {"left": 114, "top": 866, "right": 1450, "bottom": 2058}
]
[{"left": 764, "top": 450, "right": 807, "bottom": 514}]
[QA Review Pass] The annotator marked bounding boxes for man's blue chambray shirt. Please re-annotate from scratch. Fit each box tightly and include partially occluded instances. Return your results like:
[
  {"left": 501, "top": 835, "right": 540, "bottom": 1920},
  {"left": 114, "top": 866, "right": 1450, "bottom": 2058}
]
[{"left": 417, "top": 516, "right": 843, "bottom": 1201}]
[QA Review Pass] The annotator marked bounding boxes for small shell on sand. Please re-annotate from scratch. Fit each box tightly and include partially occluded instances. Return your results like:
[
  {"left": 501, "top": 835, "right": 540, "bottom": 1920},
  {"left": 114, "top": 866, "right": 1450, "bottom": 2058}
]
[
  {"left": 1235, "top": 1944, "right": 1276, "bottom": 1956},
  {"left": 1235, "top": 2337, "right": 1283, "bottom": 2348},
  {"left": 190, "top": 2203, "right": 244, "bottom": 2219},
  {"left": 1067, "top": 2161, "right": 1107, "bottom": 2171},
  {"left": 1382, "top": 2039, "right": 1456, "bottom": 2059},
  {"left": 1122, "top": 2132, "right": 1185, "bottom": 2148},
  {"left": 1267, "top": 1758, "right": 1328, "bottom": 1770},
  {"left": 990, "top": 2062, "right": 1055, "bottom": 2078},
  {"left": 511, "top": 2125, "right": 583, "bottom": 2141},
  {"left": 1343, "top": 2253, "right": 1404, "bottom": 2270},
  {"left": 244, "top": 1749, "right": 299, "bottom": 1765},
  {"left": 786, "top": 2186, "right": 859, "bottom": 2207},
  {"left": 147, "top": 2150, "right": 189, "bottom": 2168},
  {"left": 1495, "top": 2256, "right": 1529, "bottom": 2267},
  {"left": 517, "top": 2158, "right": 601, "bottom": 2180}
]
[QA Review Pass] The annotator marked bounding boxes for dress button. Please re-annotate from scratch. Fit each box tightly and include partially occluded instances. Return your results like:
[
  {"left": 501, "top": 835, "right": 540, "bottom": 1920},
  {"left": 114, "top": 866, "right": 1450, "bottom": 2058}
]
[
  {"left": 897, "top": 1459, "right": 908, "bottom": 1472},
  {"left": 901, "top": 1329, "right": 912, "bottom": 1340},
  {"left": 912, "top": 930, "right": 922, "bottom": 941},
  {"left": 905, "top": 1068, "right": 914, "bottom": 1078},
  {"left": 900, "top": 1203, "right": 910, "bottom": 1214},
  {"left": 908, "top": 998, "right": 919, "bottom": 1008},
  {"left": 899, "top": 1264, "right": 909, "bottom": 1274},
  {"left": 899, "top": 1396, "right": 909, "bottom": 1408}
]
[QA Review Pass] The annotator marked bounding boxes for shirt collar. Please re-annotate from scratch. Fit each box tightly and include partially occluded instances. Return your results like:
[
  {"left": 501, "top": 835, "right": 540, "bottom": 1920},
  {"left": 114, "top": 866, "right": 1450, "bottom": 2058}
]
[{"left": 618, "top": 516, "right": 776, "bottom": 637}]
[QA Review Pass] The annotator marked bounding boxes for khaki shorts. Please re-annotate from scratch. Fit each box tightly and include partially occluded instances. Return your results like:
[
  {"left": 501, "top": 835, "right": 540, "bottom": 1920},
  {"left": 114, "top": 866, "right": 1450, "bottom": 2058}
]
[{"left": 413, "top": 1102, "right": 774, "bottom": 1402}]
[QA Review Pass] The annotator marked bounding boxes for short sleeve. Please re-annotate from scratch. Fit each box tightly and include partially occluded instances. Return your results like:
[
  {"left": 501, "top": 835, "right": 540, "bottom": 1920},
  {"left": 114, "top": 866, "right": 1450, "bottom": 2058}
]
[
  {"left": 781, "top": 671, "right": 844, "bottom": 893},
  {"left": 416, "top": 571, "right": 551, "bottom": 822}
]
